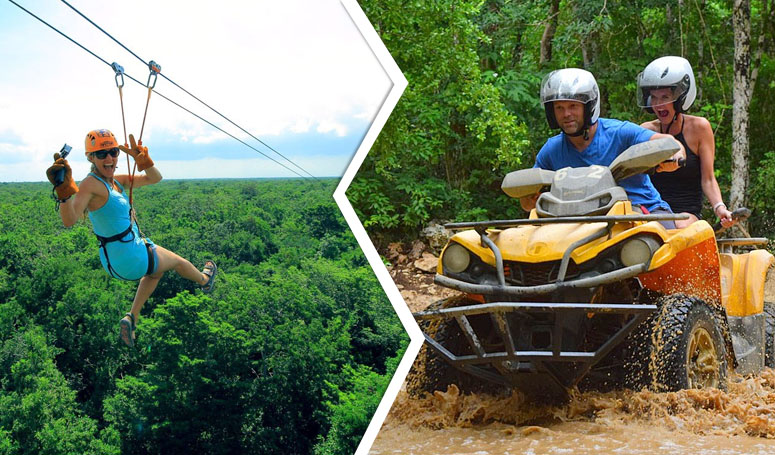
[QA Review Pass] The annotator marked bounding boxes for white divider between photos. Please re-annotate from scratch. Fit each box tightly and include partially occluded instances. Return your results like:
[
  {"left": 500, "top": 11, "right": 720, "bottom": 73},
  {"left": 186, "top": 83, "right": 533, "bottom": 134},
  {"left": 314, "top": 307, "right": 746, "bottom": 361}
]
[{"left": 333, "top": 1, "right": 419, "bottom": 454}]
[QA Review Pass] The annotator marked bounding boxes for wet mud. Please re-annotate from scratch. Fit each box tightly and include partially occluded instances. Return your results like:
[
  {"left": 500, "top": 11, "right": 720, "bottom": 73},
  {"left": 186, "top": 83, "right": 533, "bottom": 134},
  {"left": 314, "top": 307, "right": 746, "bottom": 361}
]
[
  {"left": 376, "top": 251, "right": 775, "bottom": 454},
  {"left": 373, "top": 370, "right": 775, "bottom": 453}
]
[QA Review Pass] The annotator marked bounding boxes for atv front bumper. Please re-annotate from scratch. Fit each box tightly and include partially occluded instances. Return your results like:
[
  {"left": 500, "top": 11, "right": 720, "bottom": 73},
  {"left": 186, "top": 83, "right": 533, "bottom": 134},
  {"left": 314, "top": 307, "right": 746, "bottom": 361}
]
[
  {"left": 435, "top": 263, "right": 648, "bottom": 296},
  {"left": 414, "top": 300, "right": 656, "bottom": 391}
]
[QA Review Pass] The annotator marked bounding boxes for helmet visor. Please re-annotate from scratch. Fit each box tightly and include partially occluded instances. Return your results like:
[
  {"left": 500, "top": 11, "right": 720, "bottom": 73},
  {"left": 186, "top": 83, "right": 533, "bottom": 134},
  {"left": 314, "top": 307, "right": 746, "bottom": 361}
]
[
  {"left": 540, "top": 71, "right": 596, "bottom": 105},
  {"left": 637, "top": 73, "right": 691, "bottom": 108}
]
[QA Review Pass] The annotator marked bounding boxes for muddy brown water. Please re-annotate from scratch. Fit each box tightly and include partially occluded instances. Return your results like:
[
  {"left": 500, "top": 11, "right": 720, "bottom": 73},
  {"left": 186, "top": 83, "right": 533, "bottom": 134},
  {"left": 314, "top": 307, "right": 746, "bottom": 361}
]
[
  {"left": 371, "top": 370, "right": 775, "bottom": 454},
  {"left": 374, "top": 263, "right": 775, "bottom": 454}
]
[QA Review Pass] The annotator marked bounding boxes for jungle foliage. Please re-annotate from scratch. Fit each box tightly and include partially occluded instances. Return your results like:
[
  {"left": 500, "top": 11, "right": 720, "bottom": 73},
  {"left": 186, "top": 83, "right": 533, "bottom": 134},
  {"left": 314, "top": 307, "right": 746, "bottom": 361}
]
[
  {"left": 0, "top": 179, "right": 406, "bottom": 455},
  {"left": 349, "top": 0, "right": 775, "bottom": 246}
]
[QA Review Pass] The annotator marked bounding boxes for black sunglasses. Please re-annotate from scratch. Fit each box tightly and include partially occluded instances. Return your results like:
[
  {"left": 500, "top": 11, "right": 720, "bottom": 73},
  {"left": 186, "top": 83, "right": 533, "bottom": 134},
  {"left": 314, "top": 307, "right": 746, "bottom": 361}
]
[{"left": 93, "top": 148, "right": 120, "bottom": 159}]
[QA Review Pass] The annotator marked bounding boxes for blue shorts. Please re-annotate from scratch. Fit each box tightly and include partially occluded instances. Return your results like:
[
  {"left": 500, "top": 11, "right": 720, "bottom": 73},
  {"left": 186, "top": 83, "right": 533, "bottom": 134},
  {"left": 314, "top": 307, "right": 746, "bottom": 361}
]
[
  {"left": 98, "top": 229, "right": 159, "bottom": 281},
  {"left": 640, "top": 206, "right": 677, "bottom": 230}
]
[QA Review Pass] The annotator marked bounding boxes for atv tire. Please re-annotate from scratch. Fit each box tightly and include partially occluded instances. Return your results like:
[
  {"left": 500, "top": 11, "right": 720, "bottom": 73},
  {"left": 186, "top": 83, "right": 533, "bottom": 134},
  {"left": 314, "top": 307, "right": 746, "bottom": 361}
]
[
  {"left": 764, "top": 302, "right": 775, "bottom": 368},
  {"left": 649, "top": 294, "right": 729, "bottom": 392},
  {"left": 622, "top": 311, "right": 657, "bottom": 390},
  {"left": 405, "top": 296, "right": 485, "bottom": 397}
]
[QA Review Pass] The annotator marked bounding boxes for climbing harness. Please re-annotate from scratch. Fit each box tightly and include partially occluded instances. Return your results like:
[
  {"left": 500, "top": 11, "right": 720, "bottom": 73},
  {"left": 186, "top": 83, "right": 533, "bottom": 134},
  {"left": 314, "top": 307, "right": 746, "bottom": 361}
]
[
  {"left": 111, "top": 62, "right": 128, "bottom": 146},
  {"left": 95, "top": 224, "right": 156, "bottom": 280},
  {"left": 111, "top": 60, "right": 162, "bottom": 240},
  {"left": 87, "top": 171, "right": 156, "bottom": 280},
  {"left": 139, "top": 60, "right": 161, "bottom": 143}
]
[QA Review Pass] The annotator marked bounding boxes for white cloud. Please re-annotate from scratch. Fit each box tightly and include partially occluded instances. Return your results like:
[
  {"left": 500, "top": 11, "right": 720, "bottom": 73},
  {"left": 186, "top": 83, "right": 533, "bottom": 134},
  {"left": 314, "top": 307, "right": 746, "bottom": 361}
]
[
  {"left": 316, "top": 120, "right": 349, "bottom": 137},
  {"left": 191, "top": 133, "right": 226, "bottom": 145},
  {"left": 0, "top": 0, "right": 391, "bottom": 181}
]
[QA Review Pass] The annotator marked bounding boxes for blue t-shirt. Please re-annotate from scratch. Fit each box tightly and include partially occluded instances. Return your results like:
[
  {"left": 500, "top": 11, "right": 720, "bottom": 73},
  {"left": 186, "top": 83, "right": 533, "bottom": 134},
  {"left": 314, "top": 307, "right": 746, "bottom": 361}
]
[{"left": 535, "top": 118, "right": 670, "bottom": 212}]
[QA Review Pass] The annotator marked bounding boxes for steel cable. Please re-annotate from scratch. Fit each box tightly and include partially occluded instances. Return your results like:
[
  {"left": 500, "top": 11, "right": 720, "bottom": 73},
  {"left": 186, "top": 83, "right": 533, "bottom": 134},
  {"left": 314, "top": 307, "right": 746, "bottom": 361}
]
[
  {"left": 8, "top": 0, "right": 309, "bottom": 179},
  {"left": 60, "top": 0, "right": 318, "bottom": 179}
]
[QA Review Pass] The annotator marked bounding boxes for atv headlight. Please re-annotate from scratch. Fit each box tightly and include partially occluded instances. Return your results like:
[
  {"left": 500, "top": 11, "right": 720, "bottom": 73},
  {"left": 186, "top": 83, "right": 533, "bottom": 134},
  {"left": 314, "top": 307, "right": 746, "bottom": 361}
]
[
  {"left": 620, "top": 236, "right": 661, "bottom": 267},
  {"left": 442, "top": 243, "right": 471, "bottom": 273}
]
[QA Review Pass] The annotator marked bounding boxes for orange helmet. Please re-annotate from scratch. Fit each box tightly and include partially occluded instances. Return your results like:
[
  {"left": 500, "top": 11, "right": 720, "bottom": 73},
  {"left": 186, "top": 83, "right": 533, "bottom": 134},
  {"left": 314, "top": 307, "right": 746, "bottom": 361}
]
[{"left": 84, "top": 129, "right": 119, "bottom": 155}]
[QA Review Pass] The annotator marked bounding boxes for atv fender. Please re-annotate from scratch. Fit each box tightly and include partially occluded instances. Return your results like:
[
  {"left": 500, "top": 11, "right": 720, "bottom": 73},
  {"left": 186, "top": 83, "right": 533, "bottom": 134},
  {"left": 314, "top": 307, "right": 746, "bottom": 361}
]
[
  {"left": 720, "top": 249, "right": 775, "bottom": 317},
  {"left": 720, "top": 249, "right": 774, "bottom": 375}
]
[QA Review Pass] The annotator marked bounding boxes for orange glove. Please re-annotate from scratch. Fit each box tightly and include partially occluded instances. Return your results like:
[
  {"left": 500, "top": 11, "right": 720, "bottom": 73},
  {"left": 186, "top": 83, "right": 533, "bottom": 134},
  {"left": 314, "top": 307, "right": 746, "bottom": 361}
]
[
  {"left": 45, "top": 153, "right": 78, "bottom": 200},
  {"left": 118, "top": 134, "right": 155, "bottom": 171}
]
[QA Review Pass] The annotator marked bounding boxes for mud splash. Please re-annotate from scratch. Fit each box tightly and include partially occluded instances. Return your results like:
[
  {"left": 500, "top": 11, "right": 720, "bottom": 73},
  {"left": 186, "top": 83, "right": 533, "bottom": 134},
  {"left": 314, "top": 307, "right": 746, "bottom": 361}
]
[
  {"left": 372, "top": 370, "right": 775, "bottom": 454},
  {"left": 378, "top": 250, "right": 775, "bottom": 453}
]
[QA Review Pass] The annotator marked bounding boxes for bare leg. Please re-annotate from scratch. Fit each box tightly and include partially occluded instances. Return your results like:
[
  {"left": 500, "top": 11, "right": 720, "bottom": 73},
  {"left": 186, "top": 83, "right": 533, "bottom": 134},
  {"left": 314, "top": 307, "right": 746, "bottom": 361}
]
[
  {"left": 128, "top": 274, "right": 161, "bottom": 322},
  {"left": 126, "top": 245, "right": 208, "bottom": 323}
]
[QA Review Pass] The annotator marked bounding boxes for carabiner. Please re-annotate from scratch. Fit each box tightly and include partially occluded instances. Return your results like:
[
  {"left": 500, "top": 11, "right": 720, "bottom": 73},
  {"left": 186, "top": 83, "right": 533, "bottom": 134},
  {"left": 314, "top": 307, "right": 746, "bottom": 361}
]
[
  {"left": 146, "top": 60, "right": 161, "bottom": 89},
  {"left": 111, "top": 62, "right": 125, "bottom": 88}
]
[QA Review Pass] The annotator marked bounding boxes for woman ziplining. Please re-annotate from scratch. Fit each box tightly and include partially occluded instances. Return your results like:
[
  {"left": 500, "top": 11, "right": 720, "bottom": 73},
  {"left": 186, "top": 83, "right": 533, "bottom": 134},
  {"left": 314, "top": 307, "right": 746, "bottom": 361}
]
[
  {"left": 46, "top": 129, "right": 217, "bottom": 347},
  {"left": 15, "top": 0, "right": 311, "bottom": 347}
]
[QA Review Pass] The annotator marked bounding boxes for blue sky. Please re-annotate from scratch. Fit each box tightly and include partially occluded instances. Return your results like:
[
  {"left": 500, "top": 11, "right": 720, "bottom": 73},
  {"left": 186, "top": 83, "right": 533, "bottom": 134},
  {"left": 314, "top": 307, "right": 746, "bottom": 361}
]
[{"left": 0, "top": 0, "right": 391, "bottom": 181}]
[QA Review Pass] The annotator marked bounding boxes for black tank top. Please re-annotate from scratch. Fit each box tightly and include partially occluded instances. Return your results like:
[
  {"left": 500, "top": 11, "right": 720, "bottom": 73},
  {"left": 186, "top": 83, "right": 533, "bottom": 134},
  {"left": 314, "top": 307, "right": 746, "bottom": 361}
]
[{"left": 649, "top": 121, "right": 703, "bottom": 218}]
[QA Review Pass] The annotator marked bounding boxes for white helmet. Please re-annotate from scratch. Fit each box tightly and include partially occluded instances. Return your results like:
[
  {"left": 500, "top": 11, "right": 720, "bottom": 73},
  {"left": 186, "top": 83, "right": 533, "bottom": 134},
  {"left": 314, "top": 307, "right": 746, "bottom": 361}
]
[
  {"left": 540, "top": 68, "right": 600, "bottom": 134},
  {"left": 637, "top": 56, "right": 696, "bottom": 113}
]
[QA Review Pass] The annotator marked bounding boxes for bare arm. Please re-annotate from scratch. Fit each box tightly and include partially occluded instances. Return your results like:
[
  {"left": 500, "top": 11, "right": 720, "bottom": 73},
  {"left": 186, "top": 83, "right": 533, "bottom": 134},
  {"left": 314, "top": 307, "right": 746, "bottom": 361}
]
[
  {"left": 694, "top": 118, "right": 733, "bottom": 224},
  {"left": 116, "top": 165, "right": 162, "bottom": 189},
  {"left": 59, "top": 178, "right": 96, "bottom": 227},
  {"left": 650, "top": 132, "right": 685, "bottom": 173},
  {"left": 520, "top": 192, "right": 540, "bottom": 212},
  {"left": 640, "top": 120, "right": 659, "bottom": 132}
]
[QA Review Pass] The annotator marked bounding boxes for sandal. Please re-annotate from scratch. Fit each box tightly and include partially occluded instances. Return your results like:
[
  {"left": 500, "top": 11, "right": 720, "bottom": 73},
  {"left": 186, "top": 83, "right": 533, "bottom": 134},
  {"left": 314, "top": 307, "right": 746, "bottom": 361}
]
[
  {"left": 119, "top": 313, "right": 136, "bottom": 347},
  {"left": 201, "top": 260, "right": 217, "bottom": 293}
]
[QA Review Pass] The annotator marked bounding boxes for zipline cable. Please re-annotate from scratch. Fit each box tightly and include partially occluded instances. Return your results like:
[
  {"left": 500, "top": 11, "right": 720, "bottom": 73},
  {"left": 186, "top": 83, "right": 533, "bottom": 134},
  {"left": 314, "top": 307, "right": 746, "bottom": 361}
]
[
  {"left": 7, "top": 0, "right": 309, "bottom": 179},
  {"left": 118, "top": 73, "right": 308, "bottom": 180},
  {"left": 60, "top": 0, "right": 319, "bottom": 180}
]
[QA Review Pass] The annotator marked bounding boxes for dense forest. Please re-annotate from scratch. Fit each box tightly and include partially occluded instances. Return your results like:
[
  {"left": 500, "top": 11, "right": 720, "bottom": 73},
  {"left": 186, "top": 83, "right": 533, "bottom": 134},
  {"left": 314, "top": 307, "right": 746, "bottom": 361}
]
[
  {"left": 349, "top": 0, "right": 775, "bottom": 246},
  {"left": 0, "top": 179, "right": 406, "bottom": 455}
]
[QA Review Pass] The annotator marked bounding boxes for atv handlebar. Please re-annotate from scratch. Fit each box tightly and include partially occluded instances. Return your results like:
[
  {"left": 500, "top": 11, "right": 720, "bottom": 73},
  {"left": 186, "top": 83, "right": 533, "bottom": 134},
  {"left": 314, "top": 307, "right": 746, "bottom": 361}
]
[
  {"left": 664, "top": 157, "right": 686, "bottom": 167},
  {"left": 647, "top": 156, "right": 686, "bottom": 175},
  {"left": 713, "top": 207, "right": 751, "bottom": 234}
]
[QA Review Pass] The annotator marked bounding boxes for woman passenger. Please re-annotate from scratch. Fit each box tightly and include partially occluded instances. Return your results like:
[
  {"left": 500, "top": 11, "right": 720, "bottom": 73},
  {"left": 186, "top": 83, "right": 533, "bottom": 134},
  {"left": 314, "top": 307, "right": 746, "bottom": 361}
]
[{"left": 637, "top": 56, "right": 737, "bottom": 230}]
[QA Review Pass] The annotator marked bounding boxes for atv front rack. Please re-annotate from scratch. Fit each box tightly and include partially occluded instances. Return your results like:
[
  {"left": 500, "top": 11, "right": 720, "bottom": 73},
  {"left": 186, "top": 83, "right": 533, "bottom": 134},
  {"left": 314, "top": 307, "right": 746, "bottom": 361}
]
[
  {"left": 414, "top": 301, "right": 657, "bottom": 390},
  {"left": 716, "top": 237, "right": 769, "bottom": 254}
]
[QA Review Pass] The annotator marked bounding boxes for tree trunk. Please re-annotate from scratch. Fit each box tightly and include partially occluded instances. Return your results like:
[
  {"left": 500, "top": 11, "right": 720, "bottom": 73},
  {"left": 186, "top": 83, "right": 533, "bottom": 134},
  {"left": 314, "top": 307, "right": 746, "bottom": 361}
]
[
  {"left": 730, "top": 0, "right": 770, "bottom": 216},
  {"left": 580, "top": 29, "right": 595, "bottom": 70},
  {"left": 539, "top": 0, "right": 560, "bottom": 67},
  {"left": 696, "top": 1, "right": 704, "bottom": 99},
  {"left": 730, "top": 0, "right": 752, "bottom": 213}
]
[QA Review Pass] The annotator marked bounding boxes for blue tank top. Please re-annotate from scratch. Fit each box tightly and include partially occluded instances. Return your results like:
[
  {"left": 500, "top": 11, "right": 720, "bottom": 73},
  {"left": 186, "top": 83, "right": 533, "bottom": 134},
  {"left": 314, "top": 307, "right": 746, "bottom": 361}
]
[
  {"left": 87, "top": 173, "right": 156, "bottom": 280},
  {"left": 87, "top": 173, "right": 133, "bottom": 237}
]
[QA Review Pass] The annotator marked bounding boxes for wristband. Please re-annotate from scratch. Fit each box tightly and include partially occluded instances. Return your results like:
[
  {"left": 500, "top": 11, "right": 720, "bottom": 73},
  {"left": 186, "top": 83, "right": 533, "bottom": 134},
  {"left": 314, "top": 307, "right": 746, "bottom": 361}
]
[
  {"left": 712, "top": 202, "right": 726, "bottom": 214},
  {"left": 53, "top": 193, "right": 71, "bottom": 212}
]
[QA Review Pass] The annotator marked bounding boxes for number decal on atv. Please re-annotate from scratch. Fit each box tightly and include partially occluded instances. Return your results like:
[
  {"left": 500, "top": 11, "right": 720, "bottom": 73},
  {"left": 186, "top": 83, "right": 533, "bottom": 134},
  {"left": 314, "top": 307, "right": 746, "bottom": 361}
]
[{"left": 588, "top": 166, "right": 606, "bottom": 179}]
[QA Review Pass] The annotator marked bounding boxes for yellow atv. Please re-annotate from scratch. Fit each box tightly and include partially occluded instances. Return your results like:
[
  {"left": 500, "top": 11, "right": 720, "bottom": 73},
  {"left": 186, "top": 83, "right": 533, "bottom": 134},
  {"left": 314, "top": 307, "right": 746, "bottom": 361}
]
[{"left": 410, "top": 138, "right": 774, "bottom": 399}]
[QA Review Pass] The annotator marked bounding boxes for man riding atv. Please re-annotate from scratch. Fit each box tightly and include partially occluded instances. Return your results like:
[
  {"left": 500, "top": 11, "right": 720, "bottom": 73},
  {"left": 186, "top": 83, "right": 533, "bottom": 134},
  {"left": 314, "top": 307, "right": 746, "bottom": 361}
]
[
  {"left": 521, "top": 68, "right": 684, "bottom": 227},
  {"left": 408, "top": 69, "right": 774, "bottom": 401}
]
